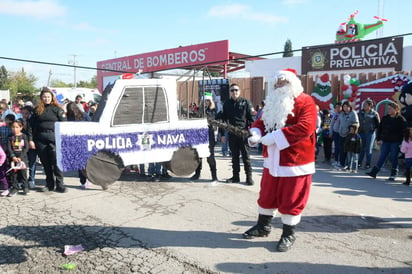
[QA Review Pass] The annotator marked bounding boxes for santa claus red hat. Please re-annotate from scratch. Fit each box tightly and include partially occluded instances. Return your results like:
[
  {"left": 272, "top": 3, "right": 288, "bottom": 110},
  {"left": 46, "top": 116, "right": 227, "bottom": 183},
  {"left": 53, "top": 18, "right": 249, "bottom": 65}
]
[
  {"left": 275, "top": 68, "right": 299, "bottom": 82},
  {"left": 273, "top": 68, "right": 303, "bottom": 96}
]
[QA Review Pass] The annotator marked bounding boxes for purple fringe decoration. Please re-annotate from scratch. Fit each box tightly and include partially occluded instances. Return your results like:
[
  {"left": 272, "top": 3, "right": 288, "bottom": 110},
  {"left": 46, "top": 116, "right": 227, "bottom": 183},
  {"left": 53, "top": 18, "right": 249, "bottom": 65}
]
[{"left": 60, "top": 128, "right": 208, "bottom": 171}]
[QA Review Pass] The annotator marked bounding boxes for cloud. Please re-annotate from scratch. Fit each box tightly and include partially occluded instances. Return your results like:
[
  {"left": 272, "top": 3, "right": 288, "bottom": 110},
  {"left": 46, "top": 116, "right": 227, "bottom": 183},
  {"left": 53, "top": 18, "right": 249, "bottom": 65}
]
[
  {"left": 208, "top": 4, "right": 288, "bottom": 24},
  {"left": 0, "top": 0, "right": 66, "bottom": 18}
]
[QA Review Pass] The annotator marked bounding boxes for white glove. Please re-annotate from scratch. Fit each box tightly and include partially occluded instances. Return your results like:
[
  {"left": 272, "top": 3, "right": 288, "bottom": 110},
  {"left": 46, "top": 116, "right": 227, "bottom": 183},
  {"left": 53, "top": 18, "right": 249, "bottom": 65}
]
[
  {"left": 248, "top": 131, "right": 260, "bottom": 146},
  {"left": 260, "top": 132, "right": 276, "bottom": 146}
]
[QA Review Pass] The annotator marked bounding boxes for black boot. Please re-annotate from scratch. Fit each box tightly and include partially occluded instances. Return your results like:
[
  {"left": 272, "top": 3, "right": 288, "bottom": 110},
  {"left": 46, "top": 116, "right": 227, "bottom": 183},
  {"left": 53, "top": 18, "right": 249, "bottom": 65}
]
[
  {"left": 243, "top": 214, "right": 273, "bottom": 239},
  {"left": 246, "top": 174, "right": 254, "bottom": 186},
  {"left": 211, "top": 169, "right": 218, "bottom": 182},
  {"left": 277, "top": 224, "right": 296, "bottom": 252},
  {"left": 403, "top": 168, "right": 410, "bottom": 185},
  {"left": 191, "top": 165, "right": 201, "bottom": 180},
  {"left": 388, "top": 168, "right": 398, "bottom": 181},
  {"left": 366, "top": 166, "right": 379, "bottom": 178},
  {"left": 226, "top": 174, "right": 240, "bottom": 183}
]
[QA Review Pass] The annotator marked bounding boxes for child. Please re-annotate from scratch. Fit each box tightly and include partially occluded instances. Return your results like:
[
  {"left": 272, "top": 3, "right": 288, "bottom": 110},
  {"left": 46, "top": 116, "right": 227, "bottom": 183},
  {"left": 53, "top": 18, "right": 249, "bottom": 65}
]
[
  {"left": 0, "top": 113, "right": 16, "bottom": 152},
  {"left": 344, "top": 124, "right": 362, "bottom": 173},
  {"left": 321, "top": 109, "right": 333, "bottom": 163},
  {"left": 400, "top": 127, "right": 412, "bottom": 186},
  {"left": 0, "top": 144, "right": 9, "bottom": 196},
  {"left": 7, "top": 120, "right": 29, "bottom": 197}
]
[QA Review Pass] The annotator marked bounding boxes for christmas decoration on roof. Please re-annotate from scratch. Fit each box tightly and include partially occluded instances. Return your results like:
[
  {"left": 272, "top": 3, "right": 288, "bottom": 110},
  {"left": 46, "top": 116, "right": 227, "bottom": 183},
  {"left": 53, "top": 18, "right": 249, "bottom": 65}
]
[{"left": 335, "top": 11, "right": 387, "bottom": 43}]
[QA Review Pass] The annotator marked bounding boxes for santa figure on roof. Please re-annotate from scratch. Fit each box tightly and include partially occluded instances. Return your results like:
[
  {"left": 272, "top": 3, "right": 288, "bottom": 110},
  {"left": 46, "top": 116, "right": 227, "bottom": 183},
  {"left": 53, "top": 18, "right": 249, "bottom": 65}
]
[{"left": 244, "top": 68, "right": 317, "bottom": 252}]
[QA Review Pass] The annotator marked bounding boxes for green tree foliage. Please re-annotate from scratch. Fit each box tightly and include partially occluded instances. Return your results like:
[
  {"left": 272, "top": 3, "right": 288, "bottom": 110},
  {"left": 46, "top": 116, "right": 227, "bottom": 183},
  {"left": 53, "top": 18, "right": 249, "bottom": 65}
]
[
  {"left": 0, "top": 65, "right": 8, "bottom": 89},
  {"left": 6, "top": 69, "right": 37, "bottom": 100},
  {"left": 51, "top": 75, "right": 97, "bottom": 88},
  {"left": 283, "top": 39, "right": 293, "bottom": 57},
  {"left": 50, "top": 79, "right": 71, "bottom": 87}
]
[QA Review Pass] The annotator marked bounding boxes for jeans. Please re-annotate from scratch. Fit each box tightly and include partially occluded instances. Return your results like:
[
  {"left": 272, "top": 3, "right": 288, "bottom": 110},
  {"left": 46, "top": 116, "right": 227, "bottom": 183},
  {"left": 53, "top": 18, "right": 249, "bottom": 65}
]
[
  {"left": 332, "top": 131, "right": 341, "bottom": 162},
  {"left": 148, "top": 162, "right": 162, "bottom": 176},
  {"left": 221, "top": 130, "right": 229, "bottom": 156},
  {"left": 359, "top": 131, "right": 376, "bottom": 166},
  {"left": 375, "top": 141, "right": 401, "bottom": 171},
  {"left": 338, "top": 135, "right": 346, "bottom": 166},
  {"left": 27, "top": 149, "right": 37, "bottom": 183},
  {"left": 346, "top": 152, "right": 359, "bottom": 172},
  {"left": 405, "top": 158, "right": 412, "bottom": 170}
]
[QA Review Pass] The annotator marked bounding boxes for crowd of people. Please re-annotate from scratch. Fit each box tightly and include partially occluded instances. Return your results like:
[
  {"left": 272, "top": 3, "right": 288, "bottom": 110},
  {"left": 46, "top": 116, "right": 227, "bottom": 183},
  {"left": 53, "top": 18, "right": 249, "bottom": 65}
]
[
  {"left": 0, "top": 88, "right": 98, "bottom": 197},
  {"left": 2, "top": 73, "right": 410, "bottom": 255},
  {"left": 316, "top": 95, "right": 411, "bottom": 186}
]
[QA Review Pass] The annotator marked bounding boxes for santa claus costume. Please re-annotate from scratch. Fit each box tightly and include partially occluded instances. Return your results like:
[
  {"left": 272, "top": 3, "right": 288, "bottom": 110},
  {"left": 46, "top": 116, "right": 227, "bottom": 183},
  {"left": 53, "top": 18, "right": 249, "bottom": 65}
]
[{"left": 244, "top": 68, "right": 317, "bottom": 252}]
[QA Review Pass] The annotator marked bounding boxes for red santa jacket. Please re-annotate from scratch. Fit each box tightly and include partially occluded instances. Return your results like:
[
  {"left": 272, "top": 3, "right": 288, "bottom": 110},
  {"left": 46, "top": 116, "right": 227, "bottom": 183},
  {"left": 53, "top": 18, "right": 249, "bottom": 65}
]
[{"left": 250, "top": 93, "right": 317, "bottom": 177}]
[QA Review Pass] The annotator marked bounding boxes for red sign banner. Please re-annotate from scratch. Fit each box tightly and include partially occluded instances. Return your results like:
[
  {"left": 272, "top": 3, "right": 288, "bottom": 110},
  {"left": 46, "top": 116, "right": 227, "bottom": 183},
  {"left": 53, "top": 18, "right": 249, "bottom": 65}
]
[{"left": 97, "top": 40, "right": 229, "bottom": 77}]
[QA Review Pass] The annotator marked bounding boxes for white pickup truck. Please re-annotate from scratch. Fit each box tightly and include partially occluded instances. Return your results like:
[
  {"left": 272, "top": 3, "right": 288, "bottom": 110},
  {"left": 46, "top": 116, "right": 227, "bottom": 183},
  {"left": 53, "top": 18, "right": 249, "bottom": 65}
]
[{"left": 55, "top": 77, "right": 210, "bottom": 187}]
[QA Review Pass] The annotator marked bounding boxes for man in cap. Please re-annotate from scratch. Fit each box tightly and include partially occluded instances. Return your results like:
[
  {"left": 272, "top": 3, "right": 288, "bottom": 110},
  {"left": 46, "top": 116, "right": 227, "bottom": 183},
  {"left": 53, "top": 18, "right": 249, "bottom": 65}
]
[{"left": 245, "top": 68, "right": 317, "bottom": 252}]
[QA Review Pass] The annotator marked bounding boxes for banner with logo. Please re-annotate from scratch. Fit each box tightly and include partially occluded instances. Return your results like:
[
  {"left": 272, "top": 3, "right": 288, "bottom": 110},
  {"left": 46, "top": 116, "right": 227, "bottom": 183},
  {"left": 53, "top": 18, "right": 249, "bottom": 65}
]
[{"left": 301, "top": 37, "right": 403, "bottom": 74}]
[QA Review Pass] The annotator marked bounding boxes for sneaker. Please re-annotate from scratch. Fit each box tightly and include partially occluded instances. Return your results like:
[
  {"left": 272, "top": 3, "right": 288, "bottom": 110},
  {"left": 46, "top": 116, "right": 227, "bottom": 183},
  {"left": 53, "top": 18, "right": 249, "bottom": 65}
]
[
  {"left": 81, "top": 182, "right": 88, "bottom": 189},
  {"left": 152, "top": 175, "right": 161, "bottom": 182},
  {"left": 23, "top": 188, "right": 30, "bottom": 195},
  {"left": 29, "top": 181, "right": 36, "bottom": 189},
  {"left": 365, "top": 164, "right": 370, "bottom": 169},
  {"left": 1, "top": 189, "right": 10, "bottom": 196},
  {"left": 39, "top": 186, "right": 51, "bottom": 192},
  {"left": 7, "top": 188, "right": 18, "bottom": 197}
]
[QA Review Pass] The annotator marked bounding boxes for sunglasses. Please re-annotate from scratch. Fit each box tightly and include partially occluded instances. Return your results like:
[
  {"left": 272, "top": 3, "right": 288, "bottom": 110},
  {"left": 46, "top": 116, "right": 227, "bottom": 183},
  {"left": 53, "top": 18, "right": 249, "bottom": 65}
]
[{"left": 230, "top": 88, "right": 239, "bottom": 92}]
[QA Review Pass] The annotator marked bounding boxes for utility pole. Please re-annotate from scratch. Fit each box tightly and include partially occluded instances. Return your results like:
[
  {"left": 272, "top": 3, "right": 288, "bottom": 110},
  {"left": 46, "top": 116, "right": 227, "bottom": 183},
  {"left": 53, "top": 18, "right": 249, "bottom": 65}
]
[
  {"left": 47, "top": 69, "right": 52, "bottom": 86},
  {"left": 377, "top": 0, "right": 384, "bottom": 38},
  {"left": 68, "top": 54, "right": 77, "bottom": 88}
]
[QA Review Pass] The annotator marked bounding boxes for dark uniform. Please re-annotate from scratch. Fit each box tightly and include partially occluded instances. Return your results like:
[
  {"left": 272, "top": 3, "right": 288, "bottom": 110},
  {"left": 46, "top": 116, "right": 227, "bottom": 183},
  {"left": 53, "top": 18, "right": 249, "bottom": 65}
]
[
  {"left": 30, "top": 104, "right": 67, "bottom": 192},
  {"left": 192, "top": 106, "right": 218, "bottom": 181},
  {"left": 219, "top": 96, "right": 255, "bottom": 184}
]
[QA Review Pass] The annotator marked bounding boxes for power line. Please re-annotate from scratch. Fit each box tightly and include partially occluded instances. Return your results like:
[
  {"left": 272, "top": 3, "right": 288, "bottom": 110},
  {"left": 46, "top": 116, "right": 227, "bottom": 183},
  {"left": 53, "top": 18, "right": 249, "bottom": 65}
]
[{"left": 1, "top": 33, "right": 411, "bottom": 76}]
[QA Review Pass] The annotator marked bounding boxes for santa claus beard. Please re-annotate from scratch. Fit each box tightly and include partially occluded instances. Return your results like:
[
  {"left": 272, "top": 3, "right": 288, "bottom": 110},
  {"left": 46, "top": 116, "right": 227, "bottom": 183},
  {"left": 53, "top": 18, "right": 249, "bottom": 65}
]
[{"left": 261, "top": 85, "right": 296, "bottom": 132}]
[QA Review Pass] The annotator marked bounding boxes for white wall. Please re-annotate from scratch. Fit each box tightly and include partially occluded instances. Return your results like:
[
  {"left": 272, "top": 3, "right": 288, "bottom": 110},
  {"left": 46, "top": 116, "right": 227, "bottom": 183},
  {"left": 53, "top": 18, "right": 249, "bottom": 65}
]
[
  {"left": 403, "top": 46, "right": 412, "bottom": 71},
  {"left": 245, "top": 56, "right": 301, "bottom": 82}
]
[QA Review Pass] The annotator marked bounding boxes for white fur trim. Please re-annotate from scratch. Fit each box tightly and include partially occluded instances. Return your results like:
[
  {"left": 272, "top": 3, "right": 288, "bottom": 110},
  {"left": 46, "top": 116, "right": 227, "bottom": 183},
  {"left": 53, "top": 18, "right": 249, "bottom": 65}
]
[
  {"left": 264, "top": 156, "right": 315, "bottom": 177},
  {"left": 273, "top": 70, "right": 304, "bottom": 97},
  {"left": 273, "top": 129, "right": 289, "bottom": 150},
  {"left": 281, "top": 214, "right": 301, "bottom": 225},
  {"left": 258, "top": 206, "right": 277, "bottom": 216},
  {"left": 275, "top": 70, "right": 297, "bottom": 82}
]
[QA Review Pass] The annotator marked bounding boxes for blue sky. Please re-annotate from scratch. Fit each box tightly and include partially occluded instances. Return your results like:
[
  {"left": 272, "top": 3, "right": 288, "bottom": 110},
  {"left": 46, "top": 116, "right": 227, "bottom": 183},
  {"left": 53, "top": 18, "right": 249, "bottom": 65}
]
[{"left": 0, "top": 0, "right": 411, "bottom": 88}]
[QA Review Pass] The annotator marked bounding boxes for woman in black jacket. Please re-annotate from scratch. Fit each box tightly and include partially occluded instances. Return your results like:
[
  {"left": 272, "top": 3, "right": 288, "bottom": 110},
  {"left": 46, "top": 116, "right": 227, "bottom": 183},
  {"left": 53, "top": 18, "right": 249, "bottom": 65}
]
[
  {"left": 30, "top": 87, "right": 67, "bottom": 192},
  {"left": 190, "top": 96, "right": 218, "bottom": 182},
  {"left": 367, "top": 101, "right": 407, "bottom": 180}
]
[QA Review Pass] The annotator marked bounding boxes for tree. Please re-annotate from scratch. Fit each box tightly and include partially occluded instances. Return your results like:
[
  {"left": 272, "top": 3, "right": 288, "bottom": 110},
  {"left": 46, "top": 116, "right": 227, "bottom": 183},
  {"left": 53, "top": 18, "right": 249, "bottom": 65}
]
[
  {"left": 283, "top": 39, "right": 293, "bottom": 57},
  {"left": 6, "top": 68, "right": 37, "bottom": 100},
  {"left": 50, "top": 75, "right": 97, "bottom": 89},
  {"left": 0, "top": 65, "right": 8, "bottom": 89},
  {"left": 50, "top": 79, "right": 71, "bottom": 87}
]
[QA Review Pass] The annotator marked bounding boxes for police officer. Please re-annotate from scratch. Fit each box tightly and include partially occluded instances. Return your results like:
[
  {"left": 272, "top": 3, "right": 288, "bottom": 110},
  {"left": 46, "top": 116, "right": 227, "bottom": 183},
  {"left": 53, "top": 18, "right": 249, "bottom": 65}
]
[
  {"left": 30, "top": 87, "right": 67, "bottom": 193},
  {"left": 218, "top": 83, "right": 255, "bottom": 185}
]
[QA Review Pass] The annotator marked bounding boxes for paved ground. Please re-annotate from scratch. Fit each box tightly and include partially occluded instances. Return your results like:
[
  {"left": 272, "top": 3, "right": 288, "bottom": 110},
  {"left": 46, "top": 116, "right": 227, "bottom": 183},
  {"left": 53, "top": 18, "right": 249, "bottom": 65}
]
[{"left": 0, "top": 147, "right": 411, "bottom": 273}]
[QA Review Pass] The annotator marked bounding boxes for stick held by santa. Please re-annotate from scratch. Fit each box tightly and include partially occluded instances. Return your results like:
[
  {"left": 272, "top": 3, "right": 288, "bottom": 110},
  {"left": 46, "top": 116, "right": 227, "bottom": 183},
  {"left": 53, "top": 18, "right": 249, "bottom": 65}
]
[{"left": 245, "top": 68, "right": 318, "bottom": 252}]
